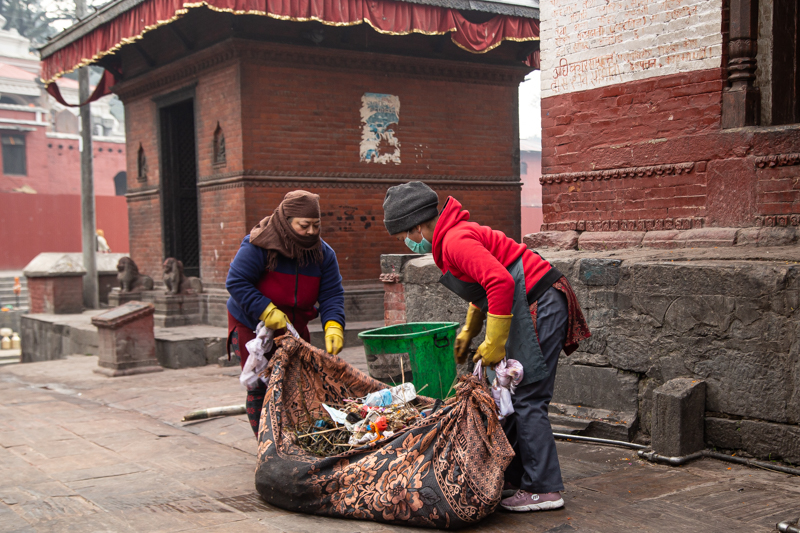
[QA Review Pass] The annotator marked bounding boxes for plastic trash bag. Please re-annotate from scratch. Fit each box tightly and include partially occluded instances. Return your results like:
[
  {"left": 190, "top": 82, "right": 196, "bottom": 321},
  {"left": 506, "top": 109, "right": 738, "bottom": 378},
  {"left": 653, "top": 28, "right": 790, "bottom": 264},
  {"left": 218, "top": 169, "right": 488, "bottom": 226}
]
[
  {"left": 240, "top": 322, "right": 274, "bottom": 389},
  {"left": 240, "top": 322, "right": 302, "bottom": 389},
  {"left": 474, "top": 359, "right": 523, "bottom": 420}
]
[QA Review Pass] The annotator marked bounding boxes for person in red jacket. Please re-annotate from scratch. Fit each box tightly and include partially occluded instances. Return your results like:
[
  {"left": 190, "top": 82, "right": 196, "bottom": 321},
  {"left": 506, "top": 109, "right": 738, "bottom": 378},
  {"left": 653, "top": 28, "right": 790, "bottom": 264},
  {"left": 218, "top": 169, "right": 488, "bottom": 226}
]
[{"left": 383, "top": 182, "right": 590, "bottom": 512}]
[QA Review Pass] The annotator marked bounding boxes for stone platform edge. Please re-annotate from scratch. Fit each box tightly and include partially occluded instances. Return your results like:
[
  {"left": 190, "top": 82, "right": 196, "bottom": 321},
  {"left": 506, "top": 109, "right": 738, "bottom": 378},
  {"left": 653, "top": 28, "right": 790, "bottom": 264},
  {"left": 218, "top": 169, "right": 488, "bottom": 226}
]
[{"left": 525, "top": 226, "right": 800, "bottom": 252}]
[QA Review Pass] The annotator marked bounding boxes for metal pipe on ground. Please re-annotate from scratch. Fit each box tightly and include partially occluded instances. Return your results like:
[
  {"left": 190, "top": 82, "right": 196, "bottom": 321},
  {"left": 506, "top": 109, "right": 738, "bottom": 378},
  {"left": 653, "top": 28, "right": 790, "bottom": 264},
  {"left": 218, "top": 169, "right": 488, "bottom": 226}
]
[
  {"left": 777, "top": 518, "right": 800, "bottom": 533},
  {"left": 552, "top": 434, "right": 800, "bottom": 477},
  {"left": 637, "top": 450, "right": 800, "bottom": 477},
  {"left": 553, "top": 433, "right": 649, "bottom": 450}
]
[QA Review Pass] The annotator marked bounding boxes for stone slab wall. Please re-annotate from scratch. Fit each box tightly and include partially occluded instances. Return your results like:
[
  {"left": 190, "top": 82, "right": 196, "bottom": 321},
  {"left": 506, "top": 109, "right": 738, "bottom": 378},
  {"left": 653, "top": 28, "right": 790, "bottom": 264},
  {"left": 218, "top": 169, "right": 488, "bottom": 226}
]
[{"left": 383, "top": 250, "right": 800, "bottom": 463}]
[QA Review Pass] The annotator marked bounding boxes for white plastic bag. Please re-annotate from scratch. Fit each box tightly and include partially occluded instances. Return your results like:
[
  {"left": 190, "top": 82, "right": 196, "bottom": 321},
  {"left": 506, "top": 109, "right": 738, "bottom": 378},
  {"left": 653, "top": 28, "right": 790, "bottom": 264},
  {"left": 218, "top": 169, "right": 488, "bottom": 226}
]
[
  {"left": 240, "top": 321, "right": 274, "bottom": 389},
  {"left": 364, "top": 383, "right": 417, "bottom": 407},
  {"left": 494, "top": 359, "right": 524, "bottom": 394},
  {"left": 475, "top": 359, "right": 524, "bottom": 420},
  {"left": 239, "top": 321, "right": 302, "bottom": 389},
  {"left": 491, "top": 382, "right": 515, "bottom": 420}
]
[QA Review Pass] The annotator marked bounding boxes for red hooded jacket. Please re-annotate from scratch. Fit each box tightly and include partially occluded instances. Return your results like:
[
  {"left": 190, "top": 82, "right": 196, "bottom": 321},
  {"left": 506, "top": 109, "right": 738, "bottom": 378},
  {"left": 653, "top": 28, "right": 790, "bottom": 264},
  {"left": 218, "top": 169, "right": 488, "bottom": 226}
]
[{"left": 431, "top": 197, "right": 553, "bottom": 316}]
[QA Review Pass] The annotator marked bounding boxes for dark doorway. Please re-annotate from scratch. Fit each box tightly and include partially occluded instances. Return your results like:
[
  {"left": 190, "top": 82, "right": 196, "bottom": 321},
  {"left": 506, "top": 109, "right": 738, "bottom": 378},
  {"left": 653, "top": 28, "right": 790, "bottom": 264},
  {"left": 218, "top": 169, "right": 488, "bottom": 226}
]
[
  {"left": 113, "top": 171, "right": 127, "bottom": 196},
  {"left": 772, "top": 0, "right": 800, "bottom": 125},
  {"left": 159, "top": 99, "right": 200, "bottom": 278}
]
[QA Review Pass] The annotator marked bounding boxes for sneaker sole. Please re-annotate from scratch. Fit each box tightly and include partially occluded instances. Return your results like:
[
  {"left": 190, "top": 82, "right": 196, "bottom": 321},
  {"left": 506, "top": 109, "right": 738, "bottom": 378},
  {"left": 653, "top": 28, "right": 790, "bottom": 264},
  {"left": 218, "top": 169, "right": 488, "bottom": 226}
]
[{"left": 501, "top": 498, "right": 564, "bottom": 512}]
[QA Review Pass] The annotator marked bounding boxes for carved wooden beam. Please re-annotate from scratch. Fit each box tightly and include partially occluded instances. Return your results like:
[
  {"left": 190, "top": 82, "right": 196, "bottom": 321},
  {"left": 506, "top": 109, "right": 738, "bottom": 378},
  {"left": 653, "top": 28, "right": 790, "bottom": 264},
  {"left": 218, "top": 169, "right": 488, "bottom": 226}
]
[{"left": 722, "top": 0, "right": 760, "bottom": 128}]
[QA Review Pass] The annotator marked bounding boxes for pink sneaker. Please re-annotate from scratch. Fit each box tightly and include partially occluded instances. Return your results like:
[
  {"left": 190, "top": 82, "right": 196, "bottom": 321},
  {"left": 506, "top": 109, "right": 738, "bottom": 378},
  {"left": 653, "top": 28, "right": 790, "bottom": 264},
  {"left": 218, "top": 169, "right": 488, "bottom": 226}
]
[{"left": 500, "top": 490, "right": 564, "bottom": 512}]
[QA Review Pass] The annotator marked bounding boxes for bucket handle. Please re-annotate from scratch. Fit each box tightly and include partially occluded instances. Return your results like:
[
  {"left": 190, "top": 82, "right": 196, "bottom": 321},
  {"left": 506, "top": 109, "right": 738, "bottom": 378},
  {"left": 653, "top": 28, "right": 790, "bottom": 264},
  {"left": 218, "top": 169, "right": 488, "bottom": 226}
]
[{"left": 433, "top": 332, "right": 450, "bottom": 348}]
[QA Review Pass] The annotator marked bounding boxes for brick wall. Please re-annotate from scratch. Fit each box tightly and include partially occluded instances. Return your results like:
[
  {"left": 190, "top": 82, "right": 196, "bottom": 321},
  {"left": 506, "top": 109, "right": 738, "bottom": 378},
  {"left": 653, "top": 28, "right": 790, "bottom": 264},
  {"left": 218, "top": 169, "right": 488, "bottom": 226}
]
[
  {"left": 126, "top": 195, "right": 162, "bottom": 282},
  {"left": 121, "top": 44, "right": 524, "bottom": 283},
  {"left": 199, "top": 186, "right": 248, "bottom": 284},
  {"left": 539, "top": 0, "right": 800, "bottom": 230},
  {"left": 236, "top": 185, "right": 520, "bottom": 282},
  {"left": 239, "top": 63, "right": 518, "bottom": 176},
  {"left": 124, "top": 88, "right": 163, "bottom": 281},
  {"left": 542, "top": 69, "right": 724, "bottom": 176},
  {"left": 540, "top": 0, "right": 724, "bottom": 101},
  {"left": 383, "top": 281, "right": 406, "bottom": 325},
  {"left": 27, "top": 276, "right": 83, "bottom": 314},
  {"left": 195, "top": 63, "right": 243, "bottom": 178}
]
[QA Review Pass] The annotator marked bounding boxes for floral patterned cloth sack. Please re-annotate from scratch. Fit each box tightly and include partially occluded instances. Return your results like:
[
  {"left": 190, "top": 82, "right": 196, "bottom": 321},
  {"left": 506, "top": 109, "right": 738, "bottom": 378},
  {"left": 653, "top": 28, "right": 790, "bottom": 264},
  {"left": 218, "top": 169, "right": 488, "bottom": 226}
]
[{"left": 255, "top": 335, "right": 515, "bottom": 529}]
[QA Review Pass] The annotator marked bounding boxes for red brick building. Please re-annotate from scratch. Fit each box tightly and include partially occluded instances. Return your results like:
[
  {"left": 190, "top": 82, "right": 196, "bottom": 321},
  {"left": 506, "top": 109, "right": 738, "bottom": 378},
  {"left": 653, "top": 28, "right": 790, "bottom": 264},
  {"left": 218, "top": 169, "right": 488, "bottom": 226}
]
[
  {"left": 537, "top": 0, "right": 800, "bottom": 234},
  {"left": 40, "top": 0, "right": 541, "bottom": 283}
]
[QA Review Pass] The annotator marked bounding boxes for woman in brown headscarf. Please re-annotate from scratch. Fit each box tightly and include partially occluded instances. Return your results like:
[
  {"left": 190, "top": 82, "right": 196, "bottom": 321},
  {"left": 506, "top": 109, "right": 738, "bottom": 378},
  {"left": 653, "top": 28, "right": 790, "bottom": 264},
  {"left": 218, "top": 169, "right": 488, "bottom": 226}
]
[{"left": 226, "top": 190, "right": 346, "bottom": 436}]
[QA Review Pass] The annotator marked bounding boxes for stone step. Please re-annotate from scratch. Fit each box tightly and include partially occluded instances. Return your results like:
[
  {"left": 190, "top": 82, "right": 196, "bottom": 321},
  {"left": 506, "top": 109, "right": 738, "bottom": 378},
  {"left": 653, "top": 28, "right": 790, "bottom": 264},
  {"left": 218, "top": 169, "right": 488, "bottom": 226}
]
[
  {"left": 155, "top": 325, "right": 228, "bottom": 369},
  {"left": 549, "top": 402, "right": 638, "bottom": 442},
  {"left": 0, "top": 275, "right": 29, "bottom": 310},
  {"left": 343, "top": 287, "right": 385, "bottom": 323}
]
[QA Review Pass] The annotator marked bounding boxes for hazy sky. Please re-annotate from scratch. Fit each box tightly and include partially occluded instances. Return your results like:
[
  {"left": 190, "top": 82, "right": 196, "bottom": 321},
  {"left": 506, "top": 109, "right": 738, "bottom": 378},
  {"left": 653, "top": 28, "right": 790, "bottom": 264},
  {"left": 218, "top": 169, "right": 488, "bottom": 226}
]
[{"left": 519, "top": 70, "right": 541, "bottom": 148}]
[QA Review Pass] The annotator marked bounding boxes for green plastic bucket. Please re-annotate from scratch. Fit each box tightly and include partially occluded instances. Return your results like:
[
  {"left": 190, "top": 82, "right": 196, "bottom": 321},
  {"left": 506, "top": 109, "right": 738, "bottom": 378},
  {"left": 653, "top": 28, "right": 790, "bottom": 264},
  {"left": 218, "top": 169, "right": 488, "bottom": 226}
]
[{"left": 358, "top": 322, "right": 459, "bottom": 400}]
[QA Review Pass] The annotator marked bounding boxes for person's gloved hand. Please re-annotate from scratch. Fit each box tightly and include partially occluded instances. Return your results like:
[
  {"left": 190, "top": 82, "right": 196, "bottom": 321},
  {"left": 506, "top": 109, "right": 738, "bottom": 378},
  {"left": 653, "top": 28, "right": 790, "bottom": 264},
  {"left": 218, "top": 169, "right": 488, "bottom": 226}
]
[
  {"left": 324, "top": 321, "right": 344, "bottom": 355},
  {"left": 473, "top": 313, "right": 512, "bottom": 368},
  {"left": 454, "top": 304, "right": 486, "bottom": 364},
  {"left": 259, "top": 302, "right": 290, "bottom": 331}
]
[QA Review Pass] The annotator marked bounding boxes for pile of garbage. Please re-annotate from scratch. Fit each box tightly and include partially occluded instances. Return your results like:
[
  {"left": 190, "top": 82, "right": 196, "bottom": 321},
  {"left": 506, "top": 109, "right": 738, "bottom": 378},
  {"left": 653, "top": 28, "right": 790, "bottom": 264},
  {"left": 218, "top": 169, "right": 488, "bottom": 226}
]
[{"left": 291, "top": 383, "right": 444, "bottom": 456}]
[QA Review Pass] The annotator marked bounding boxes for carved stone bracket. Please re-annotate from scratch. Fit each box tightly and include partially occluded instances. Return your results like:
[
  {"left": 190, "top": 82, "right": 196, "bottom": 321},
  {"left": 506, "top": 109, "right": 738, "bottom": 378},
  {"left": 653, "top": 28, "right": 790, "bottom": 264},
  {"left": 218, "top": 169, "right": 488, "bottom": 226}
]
[
  {"left": 540, "top": 162, "right": 695, "bottom": 185},
  {"left": 755, "top": 153, "right": 800, "bottom": 168},
  {"left": 542, "top": 217, "right": 704, "bottom": 232},
  {"left": 755, "top": 215, "right": 800, "bottom": 227}
]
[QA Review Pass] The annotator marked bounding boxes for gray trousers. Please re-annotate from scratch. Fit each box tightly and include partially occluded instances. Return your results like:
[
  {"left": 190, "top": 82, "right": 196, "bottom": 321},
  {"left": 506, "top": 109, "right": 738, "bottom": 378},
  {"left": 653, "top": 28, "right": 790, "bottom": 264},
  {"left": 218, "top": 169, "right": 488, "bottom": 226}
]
[{"left": 502, "top": 286, "right": 568, "bottom": 494}]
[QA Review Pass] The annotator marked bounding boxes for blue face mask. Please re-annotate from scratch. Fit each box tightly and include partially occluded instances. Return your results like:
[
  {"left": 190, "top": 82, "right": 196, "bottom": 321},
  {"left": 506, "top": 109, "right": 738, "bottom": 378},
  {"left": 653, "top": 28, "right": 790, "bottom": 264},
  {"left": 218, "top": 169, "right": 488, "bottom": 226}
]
[{"left": 405, "top": 231, "right": 432, "bottom": 254}]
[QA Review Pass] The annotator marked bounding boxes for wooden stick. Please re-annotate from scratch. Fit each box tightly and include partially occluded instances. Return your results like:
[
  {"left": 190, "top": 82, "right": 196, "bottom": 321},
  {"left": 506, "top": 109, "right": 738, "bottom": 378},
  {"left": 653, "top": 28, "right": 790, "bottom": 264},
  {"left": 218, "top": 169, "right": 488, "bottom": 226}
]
[
  {"left": 295, "top": 426, "right": 346, "bottom": 439},
  {"left": 182, "top": 404, "right": 246, "bottom": 421},
  {"left": 445, "top": 375, "right": 459, "bottom": 399}
]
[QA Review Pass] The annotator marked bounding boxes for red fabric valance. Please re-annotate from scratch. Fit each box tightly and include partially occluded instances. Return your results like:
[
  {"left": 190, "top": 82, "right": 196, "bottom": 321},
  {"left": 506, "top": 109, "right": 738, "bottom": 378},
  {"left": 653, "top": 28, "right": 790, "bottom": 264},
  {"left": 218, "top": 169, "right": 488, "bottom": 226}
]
[{"left": 41, "top": 0, "right": 539, "bottom": 86}]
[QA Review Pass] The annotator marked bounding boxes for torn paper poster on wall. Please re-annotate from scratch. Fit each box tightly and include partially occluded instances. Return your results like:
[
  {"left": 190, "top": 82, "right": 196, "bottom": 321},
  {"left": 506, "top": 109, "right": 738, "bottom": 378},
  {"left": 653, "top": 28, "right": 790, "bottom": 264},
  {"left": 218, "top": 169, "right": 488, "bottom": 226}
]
[{"left": 360, "top": 93, "right": 401, "bottom": 165}]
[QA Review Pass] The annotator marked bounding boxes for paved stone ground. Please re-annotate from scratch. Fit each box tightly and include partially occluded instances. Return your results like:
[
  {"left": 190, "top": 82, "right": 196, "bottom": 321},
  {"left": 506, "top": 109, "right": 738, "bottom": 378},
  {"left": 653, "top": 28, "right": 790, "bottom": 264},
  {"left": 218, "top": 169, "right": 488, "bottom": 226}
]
[{"left": 1, "top": 354, "right": 799, "bottom": 532}]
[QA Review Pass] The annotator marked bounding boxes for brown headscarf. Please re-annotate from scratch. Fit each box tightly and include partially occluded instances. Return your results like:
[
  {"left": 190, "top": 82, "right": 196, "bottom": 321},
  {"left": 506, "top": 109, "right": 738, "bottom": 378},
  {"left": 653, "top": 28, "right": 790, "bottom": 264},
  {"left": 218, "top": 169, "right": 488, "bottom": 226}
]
[{"left": 250, "top": 190, "right": 323, "bottom": 270}]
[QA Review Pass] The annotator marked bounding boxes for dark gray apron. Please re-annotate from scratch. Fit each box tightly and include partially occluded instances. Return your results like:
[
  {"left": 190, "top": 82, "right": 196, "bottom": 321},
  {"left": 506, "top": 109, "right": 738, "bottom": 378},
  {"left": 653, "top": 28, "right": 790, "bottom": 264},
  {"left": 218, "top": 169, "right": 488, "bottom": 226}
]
[{"left": 439, "top": 255, "right": 549, "bottom": 387}]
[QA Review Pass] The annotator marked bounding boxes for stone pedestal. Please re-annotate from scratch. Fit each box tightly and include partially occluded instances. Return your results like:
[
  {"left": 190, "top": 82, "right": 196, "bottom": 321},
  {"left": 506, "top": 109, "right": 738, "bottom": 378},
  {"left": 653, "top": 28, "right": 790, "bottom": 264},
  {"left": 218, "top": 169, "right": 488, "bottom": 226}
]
[
  {"left": 153, "top": 292, "right": 202, "bottom": 327},
  {"left": 652, "top": 378, "right": 706, "bottom": 457},
  {"left": 108, "top": 288, "right": 155, "bottom": 307},
  {"left": 23, "top": 253, "right": 86, "bottom": 314},
  {"left": 91, "top": 302, "right": 162, "bottom": 377}
]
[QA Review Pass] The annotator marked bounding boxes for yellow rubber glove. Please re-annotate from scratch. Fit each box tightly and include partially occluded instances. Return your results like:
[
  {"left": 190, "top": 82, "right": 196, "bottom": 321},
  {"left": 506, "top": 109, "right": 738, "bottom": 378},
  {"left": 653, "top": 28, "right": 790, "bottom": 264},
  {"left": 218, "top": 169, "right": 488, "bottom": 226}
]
[
  {"left": 324, "top": 321, "right": 344, "bottom": 355},
  {"left": 473, "top": 313, "right": 513, "bottom": 368},
  {"left": 259, "top": 302, "right": 289, "bottom": 330},
  {"left": 454, "top": 304, "right": 486, "bottom": 364}
]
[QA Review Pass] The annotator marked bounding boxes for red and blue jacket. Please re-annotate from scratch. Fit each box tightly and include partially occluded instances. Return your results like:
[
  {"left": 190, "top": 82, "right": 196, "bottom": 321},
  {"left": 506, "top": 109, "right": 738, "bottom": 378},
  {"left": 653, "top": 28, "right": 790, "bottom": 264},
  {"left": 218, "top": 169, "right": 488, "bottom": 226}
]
[{"left": 226, "top": 235, "right": 345, "bottom": 340}]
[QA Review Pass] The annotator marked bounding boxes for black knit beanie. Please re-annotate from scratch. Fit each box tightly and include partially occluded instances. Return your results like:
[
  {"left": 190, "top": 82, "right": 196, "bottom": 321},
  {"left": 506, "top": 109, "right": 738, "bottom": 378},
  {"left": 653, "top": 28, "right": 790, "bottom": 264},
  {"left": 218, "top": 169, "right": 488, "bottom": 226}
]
[{"left": 383, "top": 182, "right": 440, "bottom": 235}]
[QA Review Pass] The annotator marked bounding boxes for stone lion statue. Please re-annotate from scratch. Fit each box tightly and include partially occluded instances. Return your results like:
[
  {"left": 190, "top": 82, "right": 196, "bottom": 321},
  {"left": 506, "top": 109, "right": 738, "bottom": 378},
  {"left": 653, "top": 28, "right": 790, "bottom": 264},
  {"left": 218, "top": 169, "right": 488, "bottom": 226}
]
[
  {"left": 163, "top": 258, "right": 203, "bottom": 295},
  {"left": 117, "top": 257, "right": 154, "bottom": 292}
]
